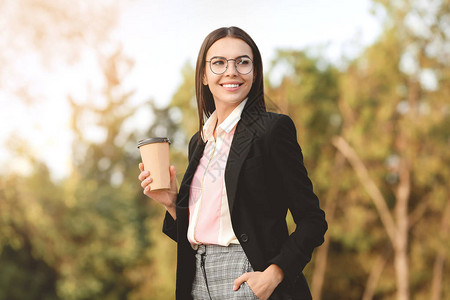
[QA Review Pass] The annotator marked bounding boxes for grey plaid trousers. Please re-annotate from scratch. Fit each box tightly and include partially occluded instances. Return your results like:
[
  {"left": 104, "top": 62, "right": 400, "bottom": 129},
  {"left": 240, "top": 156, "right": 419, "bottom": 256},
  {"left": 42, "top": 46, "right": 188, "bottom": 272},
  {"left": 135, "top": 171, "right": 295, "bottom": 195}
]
[{"left": 191, "top": 244, "right": 259, "bottom": 300}]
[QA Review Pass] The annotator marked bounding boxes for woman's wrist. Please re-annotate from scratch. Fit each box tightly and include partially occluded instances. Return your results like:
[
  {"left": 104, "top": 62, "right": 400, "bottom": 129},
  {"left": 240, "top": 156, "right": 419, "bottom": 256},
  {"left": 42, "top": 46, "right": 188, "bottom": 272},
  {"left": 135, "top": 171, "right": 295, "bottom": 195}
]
[
  {"left": 164, "top": 202, "right": 175, "bottom": 211},
  {"left": 266, "top": 264, "right": 284, "bottom": 284},
  {"left": 165, "top": 203, "right": 177, "bottom": 220}
]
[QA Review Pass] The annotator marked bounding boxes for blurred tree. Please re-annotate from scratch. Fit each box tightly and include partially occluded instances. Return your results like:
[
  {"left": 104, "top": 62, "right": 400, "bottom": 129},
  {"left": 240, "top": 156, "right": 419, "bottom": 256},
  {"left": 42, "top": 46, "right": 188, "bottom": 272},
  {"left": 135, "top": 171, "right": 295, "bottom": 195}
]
[
  {"left": 168, "top": 61, "right": 198, "bottom": 144},
  {"left": 0, "top": 0, "right": 119, "bottom": 99},
  {"left": 0, "top": 0, "right": 123, "bottom": 183},
  {"left": 0, "top": 157, "right": 61, "bottom": 300},
  {"left": 63, "top": 46, "right": 151, "bottom": 299},
  {"left": 0, "top": 43, "right": 193, "bottom": 300},
  {"left": 264, "top": 1, "right": 450, "bottom": 299},
  {"left": 128, "top": 60, "right": 196, "bottom": 300},
  {"left": 265, "top": 49, "right": 343, "bottom": 299},
  {"left": 266, "top": 50, "right": 341, "bottom": 161},
  {"left": 330, "top": 0, "right": 450, "bottom": 299},
  {"left": 126, "top": 67, "right": 193, "bottom": 300},
  {"left": 1, "top": 1, "right": 448, "bottom": 299},
  {"left": 0, "top": 44, "right": 162, "bottom": 300}
]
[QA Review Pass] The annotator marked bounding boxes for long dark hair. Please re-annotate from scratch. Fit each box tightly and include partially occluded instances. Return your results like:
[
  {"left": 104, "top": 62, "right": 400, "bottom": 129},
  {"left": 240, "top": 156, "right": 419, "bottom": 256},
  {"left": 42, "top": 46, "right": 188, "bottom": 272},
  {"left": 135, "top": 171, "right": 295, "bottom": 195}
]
[{"left": 195, "top": 26, "right": 266, "bottom": 141}]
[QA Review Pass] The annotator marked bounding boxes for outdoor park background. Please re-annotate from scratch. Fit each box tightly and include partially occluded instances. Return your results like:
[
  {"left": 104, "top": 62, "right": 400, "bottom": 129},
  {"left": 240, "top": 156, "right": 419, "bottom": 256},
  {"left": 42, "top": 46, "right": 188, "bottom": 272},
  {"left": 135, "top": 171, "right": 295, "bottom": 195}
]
[{"left": 0, "top": 0, "right": 449, "bottom": 299}]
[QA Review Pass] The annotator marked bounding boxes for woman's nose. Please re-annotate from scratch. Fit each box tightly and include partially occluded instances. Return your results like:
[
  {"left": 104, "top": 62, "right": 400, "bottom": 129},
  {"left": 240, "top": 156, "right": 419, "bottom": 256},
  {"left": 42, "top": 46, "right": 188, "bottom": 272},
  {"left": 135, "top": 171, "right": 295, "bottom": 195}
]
[{"left": 224, "top": 60, "right": 238, "bottom": 76}]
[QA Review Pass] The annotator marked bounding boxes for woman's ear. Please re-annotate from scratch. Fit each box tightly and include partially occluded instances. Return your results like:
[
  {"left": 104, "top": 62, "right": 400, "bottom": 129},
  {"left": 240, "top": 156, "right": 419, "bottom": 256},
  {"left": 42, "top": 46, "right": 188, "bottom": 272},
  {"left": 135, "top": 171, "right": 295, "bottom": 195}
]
[{"left": 202, "top": 73, "right": 208, "bottom": 85}]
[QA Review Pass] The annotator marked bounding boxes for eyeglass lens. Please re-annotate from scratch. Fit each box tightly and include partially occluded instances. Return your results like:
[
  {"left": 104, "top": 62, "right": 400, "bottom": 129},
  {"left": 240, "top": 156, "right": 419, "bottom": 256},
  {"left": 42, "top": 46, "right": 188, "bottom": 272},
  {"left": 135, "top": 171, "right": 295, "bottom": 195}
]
[{"left": 209, "top": 57, "right": 253, "bottom": 75}]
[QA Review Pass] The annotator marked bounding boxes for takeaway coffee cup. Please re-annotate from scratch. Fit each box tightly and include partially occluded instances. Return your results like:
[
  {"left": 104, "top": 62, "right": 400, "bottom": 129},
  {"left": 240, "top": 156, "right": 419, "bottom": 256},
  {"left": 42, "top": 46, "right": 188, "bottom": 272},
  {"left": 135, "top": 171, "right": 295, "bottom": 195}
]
[{"left": 137, "top": 137, "right": 171, "bottom": 190}]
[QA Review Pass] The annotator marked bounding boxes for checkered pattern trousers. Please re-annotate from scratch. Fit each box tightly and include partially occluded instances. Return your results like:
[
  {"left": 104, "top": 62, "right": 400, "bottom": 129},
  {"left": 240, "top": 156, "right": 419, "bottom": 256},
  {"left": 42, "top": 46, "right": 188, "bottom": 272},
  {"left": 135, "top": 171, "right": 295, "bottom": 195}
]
[{"left": 191, "top": 244, "right": 259, "bottom": 300}]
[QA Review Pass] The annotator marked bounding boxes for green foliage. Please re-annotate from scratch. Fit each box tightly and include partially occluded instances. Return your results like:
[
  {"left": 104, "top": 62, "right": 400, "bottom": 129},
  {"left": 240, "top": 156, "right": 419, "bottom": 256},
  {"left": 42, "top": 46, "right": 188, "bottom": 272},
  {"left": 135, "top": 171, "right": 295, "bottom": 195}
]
[
  {"left": 266, "top": 49, "right": 341, "bottom": 164},
  {"left": 0, "top": 1, "right": 449, "bottom": 299}
]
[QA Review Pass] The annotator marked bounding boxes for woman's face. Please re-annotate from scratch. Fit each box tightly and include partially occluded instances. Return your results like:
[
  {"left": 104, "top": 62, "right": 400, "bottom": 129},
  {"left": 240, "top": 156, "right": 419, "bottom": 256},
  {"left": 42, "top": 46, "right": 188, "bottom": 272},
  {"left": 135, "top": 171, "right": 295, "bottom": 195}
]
[{"left": 203, "top": 37, "right": 254, "bottom": 111}]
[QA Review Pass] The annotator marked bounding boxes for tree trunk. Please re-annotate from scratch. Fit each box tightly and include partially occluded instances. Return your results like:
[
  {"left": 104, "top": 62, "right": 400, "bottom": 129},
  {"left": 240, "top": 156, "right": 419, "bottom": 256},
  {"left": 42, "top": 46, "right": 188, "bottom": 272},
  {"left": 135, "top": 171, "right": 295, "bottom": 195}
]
[
  {"left": 362, "top": 246, "right": 392, "bottom": 300},
  {"left": 332, "top": 136, "right": 413, "bottom": 300},
  {"left": 311, "top": 153, "right": 345, "bottom": 300},
  {"left": 332, "top": 136, "right": 397, "bottom": 244},
  {"left": 394, "top": 238, "right": 409, "bottom": 300},
  {"left": 430, "top": 254, "right": 446, "bottom": 300},
  {"left": 394, "top": 158, "right": 411, "bottom": 300},
  {"left": 310, "top": 227, "right": 331, "bottom": 300},
  {"left": 430, "top": 199, "right": 450, "bottom": 300}
]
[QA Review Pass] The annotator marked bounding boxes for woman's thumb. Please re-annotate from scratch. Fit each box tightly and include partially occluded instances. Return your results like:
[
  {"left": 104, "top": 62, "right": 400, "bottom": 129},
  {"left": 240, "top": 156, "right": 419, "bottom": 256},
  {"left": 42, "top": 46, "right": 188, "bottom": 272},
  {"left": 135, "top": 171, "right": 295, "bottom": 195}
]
[{"left": 169, "top": 165, "right": 177, "bottom": 186}]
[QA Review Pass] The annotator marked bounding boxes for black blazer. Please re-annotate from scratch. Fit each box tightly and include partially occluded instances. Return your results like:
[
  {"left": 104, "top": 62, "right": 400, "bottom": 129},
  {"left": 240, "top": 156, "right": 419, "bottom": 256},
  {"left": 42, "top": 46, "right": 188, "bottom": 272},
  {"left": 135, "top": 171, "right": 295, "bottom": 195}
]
[{"left": 163, "top": 100, "right": 327, "bottom": 299}]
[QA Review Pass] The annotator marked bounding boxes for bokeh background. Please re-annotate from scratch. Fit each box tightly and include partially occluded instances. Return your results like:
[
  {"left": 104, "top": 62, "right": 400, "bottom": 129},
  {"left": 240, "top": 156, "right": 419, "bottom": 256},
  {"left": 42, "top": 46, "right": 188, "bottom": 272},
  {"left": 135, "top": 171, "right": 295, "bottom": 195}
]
[{"left": 0, "top": 0, "right": 449, "bottom": 299}]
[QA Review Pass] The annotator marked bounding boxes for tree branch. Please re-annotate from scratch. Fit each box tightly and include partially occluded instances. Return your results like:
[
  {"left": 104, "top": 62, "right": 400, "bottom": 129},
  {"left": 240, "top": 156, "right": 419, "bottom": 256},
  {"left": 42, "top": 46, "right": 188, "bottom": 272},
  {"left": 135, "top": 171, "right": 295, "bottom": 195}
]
[
  {"left": 362, "top": 245, "right": 392, "bottom": 300},
  {"left": 332, "top": 136, "right": 397, "bottom": 244}
]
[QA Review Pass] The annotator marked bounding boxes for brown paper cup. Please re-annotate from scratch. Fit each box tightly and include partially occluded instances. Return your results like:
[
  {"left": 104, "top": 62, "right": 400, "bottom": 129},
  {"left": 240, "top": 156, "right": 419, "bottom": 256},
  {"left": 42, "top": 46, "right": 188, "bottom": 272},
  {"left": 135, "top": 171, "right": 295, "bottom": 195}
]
[{"left": 138, "top": 137, "right": 171, "bottom": 190}]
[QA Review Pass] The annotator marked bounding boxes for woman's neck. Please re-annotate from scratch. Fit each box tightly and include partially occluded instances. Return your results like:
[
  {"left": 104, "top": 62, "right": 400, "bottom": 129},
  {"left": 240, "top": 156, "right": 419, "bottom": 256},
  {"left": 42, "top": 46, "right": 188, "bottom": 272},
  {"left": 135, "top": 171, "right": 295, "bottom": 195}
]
[{"left": 215, "top": 101, "right": 241, "bottom": 126}]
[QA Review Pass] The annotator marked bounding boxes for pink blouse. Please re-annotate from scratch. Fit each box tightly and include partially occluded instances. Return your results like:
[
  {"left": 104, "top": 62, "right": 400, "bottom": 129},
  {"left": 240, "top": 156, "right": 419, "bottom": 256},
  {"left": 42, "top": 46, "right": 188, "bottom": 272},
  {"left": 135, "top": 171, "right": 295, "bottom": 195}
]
[{"left": 187, "top": 99, "right": 248, "bottom": 248}]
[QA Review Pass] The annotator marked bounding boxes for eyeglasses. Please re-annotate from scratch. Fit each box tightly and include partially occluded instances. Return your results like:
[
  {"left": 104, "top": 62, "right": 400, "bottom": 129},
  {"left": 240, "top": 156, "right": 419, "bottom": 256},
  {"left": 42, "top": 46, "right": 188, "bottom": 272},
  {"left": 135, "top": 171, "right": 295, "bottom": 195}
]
[{"left": 205, "top": 56, "right": 253, "bottom": 75}]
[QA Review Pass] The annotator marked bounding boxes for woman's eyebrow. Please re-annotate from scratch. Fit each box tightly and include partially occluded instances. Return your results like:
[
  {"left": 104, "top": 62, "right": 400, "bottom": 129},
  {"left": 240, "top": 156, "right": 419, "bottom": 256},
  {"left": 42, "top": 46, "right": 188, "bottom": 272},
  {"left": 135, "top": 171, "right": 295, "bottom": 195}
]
[
  {"left": 209, "top": 56, "right": 226, "bottom": 60},
  {"left": 209, "top": 55, "right": 252, "bottom": 60}
]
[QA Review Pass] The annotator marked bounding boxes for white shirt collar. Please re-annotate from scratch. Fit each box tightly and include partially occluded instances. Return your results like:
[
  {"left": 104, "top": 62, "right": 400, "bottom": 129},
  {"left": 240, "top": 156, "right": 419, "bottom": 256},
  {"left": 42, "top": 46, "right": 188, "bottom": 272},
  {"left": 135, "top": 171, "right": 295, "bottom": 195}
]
[{"left": 202, "top": 98, "right": 248, "bottom": 142}]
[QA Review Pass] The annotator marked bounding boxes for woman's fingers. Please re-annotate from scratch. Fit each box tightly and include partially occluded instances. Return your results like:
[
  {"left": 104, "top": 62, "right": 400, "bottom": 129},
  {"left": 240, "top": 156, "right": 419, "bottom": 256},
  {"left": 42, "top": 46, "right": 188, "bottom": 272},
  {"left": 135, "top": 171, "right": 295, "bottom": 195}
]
[
  {"left": 138, "top": 171, "right": 150, "bottom": 182},
  {"left": 169, "top": 165, "right": 176, "bottom": 177},
  {"left": 140, "top": 176, "right": 153, "bottom": 189},
  {"left": 143, "top": 184, "right": 150, "bottom": 195},
  {"left": 169, "top": 165, "right": 177, "bottom": 190},
  {"left": 139, "top": 165, "right": 178, "bottom": 208},
  {"left": 138, "top": 163, "right": 152, "bottom": 188},
  {"left": 138, "top": 164, "right": 151, "bottom": 181},
  {"left": 233, "top": 273, "right": 250, "bottom": 291}
]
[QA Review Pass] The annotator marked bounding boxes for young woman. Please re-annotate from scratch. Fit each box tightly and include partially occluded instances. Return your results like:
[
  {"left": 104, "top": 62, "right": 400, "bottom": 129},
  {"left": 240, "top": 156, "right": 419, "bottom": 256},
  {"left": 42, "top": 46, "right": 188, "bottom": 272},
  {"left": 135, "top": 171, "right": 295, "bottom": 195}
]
[{"left": 138, "top": 26, "right": 327, "bottom": 300}]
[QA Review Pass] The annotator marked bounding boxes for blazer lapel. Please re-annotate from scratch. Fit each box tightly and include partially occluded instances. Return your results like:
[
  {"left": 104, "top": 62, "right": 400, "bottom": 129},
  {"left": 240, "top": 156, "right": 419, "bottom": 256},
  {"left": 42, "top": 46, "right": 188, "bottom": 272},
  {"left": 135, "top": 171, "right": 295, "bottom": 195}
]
[
  {"left": 225, "top": 102, "right": 263, "bottom": 213},
  {"left": 178, "top": 100, "right": 264, "bottom": 213}
]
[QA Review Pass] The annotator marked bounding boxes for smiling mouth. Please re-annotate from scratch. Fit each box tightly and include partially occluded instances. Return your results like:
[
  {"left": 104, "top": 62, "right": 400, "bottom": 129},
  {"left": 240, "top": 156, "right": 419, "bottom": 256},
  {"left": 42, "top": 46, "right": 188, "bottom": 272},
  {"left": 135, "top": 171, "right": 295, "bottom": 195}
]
[{"left": 221, "top": 83, "right": 242, "bottom": 88}]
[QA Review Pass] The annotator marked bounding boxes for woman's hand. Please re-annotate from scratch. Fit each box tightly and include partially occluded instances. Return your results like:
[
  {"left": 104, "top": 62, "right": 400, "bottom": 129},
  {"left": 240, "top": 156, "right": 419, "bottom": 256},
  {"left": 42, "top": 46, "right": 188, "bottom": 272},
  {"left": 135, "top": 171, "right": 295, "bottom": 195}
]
[
  {"left": 138, "top": 163, "right": 178, "bottom": 220},
  {"left": 233, "top": 264, "right": 284, "bottom": 300}
]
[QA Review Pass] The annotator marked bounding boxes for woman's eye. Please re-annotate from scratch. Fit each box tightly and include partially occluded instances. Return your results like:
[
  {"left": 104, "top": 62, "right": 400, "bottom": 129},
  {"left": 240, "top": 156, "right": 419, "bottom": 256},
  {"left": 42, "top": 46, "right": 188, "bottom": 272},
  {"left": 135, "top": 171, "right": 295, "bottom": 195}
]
[
  {"left": 238, "top": 59, "right": 250, "bottom": 65},
  {"left": 213, "top": 60, "right": 225, "bottom": 65}
]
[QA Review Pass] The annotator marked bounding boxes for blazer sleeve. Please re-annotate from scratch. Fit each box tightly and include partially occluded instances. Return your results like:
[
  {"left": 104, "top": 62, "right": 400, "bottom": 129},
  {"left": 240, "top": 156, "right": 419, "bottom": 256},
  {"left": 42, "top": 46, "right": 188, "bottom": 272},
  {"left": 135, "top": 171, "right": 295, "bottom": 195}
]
[
  {"left": 162, "top": 132, "right": 200, "bottom": 242},
  {"left": 267, "top": 115, "right": 327, "bottom": 283}
]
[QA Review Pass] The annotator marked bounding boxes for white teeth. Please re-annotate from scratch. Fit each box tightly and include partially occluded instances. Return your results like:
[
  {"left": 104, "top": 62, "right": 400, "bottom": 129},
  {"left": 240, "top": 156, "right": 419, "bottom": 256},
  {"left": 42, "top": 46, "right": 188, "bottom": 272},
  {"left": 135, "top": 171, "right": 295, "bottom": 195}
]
[{"left": 222, "top": 84, "right": 240, "bottom": 88}]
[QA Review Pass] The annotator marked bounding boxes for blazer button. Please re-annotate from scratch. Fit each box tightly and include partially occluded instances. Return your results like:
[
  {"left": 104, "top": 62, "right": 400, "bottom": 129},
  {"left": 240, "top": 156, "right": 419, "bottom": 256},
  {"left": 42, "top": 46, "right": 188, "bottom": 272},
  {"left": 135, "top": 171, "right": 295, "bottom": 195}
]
[{"left": 240, "top": 233, "right": 249, "bottom": 243}]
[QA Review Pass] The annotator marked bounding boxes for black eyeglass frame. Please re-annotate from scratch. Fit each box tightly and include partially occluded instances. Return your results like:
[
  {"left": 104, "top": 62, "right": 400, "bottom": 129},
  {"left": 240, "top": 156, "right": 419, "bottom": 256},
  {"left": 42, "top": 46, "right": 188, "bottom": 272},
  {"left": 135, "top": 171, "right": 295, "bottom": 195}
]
[{"left": 205, "top": 55, "right": 254, "bottom": 75}]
